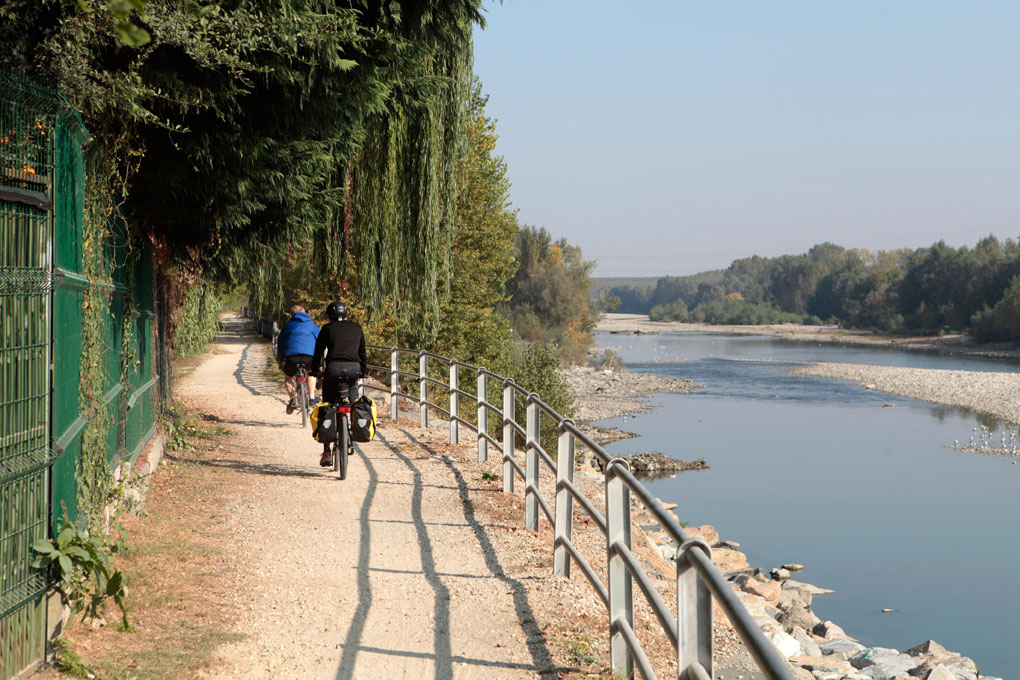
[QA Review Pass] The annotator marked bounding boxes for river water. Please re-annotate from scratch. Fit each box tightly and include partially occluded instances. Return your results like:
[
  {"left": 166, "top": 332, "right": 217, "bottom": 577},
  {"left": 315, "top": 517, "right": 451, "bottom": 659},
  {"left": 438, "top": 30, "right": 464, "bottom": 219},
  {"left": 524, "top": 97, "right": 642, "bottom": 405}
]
[{"left": 593, "top": 331, "right": 1020, "bottom": 678}]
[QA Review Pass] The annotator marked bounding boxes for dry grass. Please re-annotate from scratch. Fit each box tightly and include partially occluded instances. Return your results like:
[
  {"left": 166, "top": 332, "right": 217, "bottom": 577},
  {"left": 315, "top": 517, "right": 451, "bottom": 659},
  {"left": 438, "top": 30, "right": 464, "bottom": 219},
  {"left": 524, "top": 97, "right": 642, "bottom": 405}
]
[{"left": 32, "top": 405, "right": 249, "bottom": 680}]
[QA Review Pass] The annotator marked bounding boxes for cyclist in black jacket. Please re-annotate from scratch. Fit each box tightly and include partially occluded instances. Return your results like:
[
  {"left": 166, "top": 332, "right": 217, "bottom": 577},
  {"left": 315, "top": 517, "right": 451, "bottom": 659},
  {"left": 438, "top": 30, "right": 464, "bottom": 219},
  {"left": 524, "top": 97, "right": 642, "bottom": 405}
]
[{"left": 311, "top": 301, "right": 367, "bottom": 466}]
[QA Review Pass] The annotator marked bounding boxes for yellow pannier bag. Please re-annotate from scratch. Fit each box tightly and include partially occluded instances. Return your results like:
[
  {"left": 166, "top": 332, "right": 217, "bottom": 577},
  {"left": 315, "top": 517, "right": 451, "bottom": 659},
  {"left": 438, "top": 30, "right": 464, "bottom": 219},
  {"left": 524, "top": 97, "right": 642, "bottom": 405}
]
[
  {"left": 311, "top": 402, "right": 337, "bottom": 443},
  {"left": 351, "top": 396, "right": 377, "bottom": 442}
]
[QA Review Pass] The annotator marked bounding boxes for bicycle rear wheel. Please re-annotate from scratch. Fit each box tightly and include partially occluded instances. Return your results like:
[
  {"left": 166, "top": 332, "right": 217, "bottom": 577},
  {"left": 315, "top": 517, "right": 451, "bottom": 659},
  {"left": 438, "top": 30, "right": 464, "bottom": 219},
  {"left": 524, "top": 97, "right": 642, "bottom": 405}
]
[
  {"left": 298, "top": 380, "right": 309, "bottom": 428},
  {"left": 335, "top": 413, "right": 349, "bottom": 479}
]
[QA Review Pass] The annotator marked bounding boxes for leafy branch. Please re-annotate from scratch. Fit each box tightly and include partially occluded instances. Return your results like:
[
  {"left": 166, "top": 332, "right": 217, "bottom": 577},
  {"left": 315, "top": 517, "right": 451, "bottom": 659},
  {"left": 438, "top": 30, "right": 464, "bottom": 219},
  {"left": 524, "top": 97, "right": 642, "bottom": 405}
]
[{"left": 32, "top": 518, "right": 130, "bottom": 629}]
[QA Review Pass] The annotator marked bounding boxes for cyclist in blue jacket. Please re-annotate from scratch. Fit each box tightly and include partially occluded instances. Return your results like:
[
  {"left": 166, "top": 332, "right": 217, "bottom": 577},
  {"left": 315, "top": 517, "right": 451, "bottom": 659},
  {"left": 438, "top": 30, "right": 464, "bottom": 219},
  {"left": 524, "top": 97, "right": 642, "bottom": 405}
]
[{"left": 276, "top": 305, "right": 320, "bottom": 414}]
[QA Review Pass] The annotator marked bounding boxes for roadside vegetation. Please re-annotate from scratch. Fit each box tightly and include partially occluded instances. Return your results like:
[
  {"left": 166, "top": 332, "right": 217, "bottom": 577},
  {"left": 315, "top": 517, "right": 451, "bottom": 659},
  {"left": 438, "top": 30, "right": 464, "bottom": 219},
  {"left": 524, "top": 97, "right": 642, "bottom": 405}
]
[
  {"left": 34, "top": 406, "right": 243, "bottom": 680},
  {"left": 606, "top": 237, "right": 1020, "bottom": 341}
]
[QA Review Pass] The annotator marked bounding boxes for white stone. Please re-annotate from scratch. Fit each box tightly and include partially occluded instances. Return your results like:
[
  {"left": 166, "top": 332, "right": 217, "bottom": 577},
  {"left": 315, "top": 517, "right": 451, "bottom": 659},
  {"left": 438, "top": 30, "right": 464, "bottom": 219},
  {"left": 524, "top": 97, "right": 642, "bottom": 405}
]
[
  {"left": 927, "top": 666, "right": 958, "bottom": 680},
  {"left": 764, "top": 630, "right": 802, "bottom": 659}
]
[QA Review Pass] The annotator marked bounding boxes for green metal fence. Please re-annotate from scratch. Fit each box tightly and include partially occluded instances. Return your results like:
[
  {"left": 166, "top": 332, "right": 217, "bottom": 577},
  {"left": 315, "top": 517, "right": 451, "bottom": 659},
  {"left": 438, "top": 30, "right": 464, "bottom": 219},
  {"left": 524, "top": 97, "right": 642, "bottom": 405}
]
[
  {"left": 0, "top": 72, "right": 162, "bottom": 679},
  {"left": 1, "top": 72, "right": 59, "bottom": 679}
]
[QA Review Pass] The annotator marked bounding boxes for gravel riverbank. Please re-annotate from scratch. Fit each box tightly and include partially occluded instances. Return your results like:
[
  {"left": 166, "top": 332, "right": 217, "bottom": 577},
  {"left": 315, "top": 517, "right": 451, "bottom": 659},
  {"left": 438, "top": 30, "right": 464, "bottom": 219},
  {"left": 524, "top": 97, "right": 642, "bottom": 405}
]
[
  {"left": 560, "top": 365, "right": 701, "bottom": 422},
  {"left": 598, "top": 313, "right": 1020, "bottom": 362},
  {"left": 790, "top": 362, "right": 1020, "bottom": 427}
]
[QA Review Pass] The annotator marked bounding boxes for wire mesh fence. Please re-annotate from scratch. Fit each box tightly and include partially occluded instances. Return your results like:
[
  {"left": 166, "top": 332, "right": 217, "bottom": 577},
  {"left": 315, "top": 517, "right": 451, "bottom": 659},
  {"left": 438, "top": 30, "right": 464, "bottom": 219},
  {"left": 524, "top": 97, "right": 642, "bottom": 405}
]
[{"left": 0, "top": 70, "right": 163, "bottom": 680}]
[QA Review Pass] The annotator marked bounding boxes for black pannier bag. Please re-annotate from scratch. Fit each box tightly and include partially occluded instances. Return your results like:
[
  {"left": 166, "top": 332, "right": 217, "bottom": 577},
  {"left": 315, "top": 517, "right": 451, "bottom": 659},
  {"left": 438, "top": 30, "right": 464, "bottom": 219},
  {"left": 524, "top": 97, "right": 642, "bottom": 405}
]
[
  {"left": 351, "top": 396, "right": 377, "bottom": 443},
  {"left": 312, "top": 403, "right": 338, "bottom": 443}
]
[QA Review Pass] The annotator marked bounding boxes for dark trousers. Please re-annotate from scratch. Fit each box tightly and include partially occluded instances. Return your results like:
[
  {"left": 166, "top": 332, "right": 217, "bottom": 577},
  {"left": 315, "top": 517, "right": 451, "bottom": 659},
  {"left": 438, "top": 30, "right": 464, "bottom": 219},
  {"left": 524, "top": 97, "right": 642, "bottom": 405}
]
[
  {"left": 322, "top": 360, "right": 361, "bottom": 404},
  {"left": 321, "top": 361, "right": 361, "bottom": 454}
]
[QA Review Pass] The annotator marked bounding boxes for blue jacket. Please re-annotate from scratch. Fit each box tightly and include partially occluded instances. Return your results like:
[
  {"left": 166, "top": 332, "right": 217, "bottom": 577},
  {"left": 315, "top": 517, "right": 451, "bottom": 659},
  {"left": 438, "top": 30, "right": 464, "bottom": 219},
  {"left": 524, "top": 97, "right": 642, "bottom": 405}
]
[{"left": 277, "top": 312, "right": 319, "bottom": 357}]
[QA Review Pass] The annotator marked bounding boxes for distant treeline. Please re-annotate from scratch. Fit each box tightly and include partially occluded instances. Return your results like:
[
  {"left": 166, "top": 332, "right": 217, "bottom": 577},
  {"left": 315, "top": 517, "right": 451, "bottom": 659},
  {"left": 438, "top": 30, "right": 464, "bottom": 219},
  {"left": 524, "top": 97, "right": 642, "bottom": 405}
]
[{"left": 601, "top": 238, "right": 1020, "bottom": 342}]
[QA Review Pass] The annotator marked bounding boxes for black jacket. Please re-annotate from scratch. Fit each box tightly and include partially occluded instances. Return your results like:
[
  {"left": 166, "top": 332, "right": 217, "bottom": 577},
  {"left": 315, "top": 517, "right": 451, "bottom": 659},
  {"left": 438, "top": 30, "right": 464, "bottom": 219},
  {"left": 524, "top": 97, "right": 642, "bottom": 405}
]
[{"left": 312, "top": 319, "right": 367, "bottom": 375}]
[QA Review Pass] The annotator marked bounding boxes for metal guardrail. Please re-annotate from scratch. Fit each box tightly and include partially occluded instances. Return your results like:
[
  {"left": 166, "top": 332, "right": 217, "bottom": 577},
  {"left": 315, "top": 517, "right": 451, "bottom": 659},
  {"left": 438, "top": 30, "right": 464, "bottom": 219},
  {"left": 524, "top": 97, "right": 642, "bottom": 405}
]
[{"left": 365, "top": 344, "right": 794, "bottom": 680}]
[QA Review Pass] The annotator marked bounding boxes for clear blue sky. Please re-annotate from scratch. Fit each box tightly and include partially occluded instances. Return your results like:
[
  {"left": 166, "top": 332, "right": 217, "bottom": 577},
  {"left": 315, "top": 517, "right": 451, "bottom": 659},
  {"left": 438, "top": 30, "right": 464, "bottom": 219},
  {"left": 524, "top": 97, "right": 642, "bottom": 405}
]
[{"left": 472, "top": 1, "right": 1020, "bottom": 277}]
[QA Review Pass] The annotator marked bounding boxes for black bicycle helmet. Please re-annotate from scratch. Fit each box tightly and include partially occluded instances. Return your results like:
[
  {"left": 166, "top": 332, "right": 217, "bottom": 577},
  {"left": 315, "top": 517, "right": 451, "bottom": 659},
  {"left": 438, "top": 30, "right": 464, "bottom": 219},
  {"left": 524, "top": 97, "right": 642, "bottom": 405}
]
[{"left": 326, "top": 301, "right": 348, "bottom": 321}]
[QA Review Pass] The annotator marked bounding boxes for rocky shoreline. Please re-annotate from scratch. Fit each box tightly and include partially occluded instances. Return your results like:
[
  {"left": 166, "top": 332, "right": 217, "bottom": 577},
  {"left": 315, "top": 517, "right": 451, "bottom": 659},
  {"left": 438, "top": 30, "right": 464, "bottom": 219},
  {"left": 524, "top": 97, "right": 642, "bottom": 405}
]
[
  {"left": 561, "top": 364, "right": 702, "bottom": 422},
  {"left": 634, "top": 515, "right": 998, "bottom": 680},
  {"left": 565, "top": 360, "right": 1005, "bottom": 679}
]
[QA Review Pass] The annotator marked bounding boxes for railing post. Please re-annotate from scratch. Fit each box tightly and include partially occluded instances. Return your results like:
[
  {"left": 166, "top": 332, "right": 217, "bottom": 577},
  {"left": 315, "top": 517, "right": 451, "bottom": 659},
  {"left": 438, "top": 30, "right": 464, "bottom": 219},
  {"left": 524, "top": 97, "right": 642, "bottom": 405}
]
[
  {"left": 449, "top": 362, "right": 459, "bottom": 445},
  {"left": 477, "top": 371, "right": 488, "bottom": 462},
  {"left": 554, "top": 419, "right": 575, "bottom": 577},
  {"left": 525, "top": 395, "right": 540, "bottom": 532},
  {"left": 390, "top": 348, "right": 399, "bottom": 420},
  {"left": 606, "top": 459, "right": 634, "bottom": 679},
  {"left": 419, "top": 352, "right": 428, "bottom": 428},
  {"left": 677, "top": 539, "right": 714, "bottom": 679},
  {"left": 502, "top": 380, "right": 514, "bottom": 493}
]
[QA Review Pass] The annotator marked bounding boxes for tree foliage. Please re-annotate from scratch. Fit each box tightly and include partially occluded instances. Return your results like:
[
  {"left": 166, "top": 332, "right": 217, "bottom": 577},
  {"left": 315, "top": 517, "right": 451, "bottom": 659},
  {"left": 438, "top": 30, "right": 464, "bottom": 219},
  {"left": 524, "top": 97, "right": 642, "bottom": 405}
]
[
  {"left": 505, "top": 226, "right": 597, "bottom": 363},
  {"left": 2, "top": 0, "right": 484, "bottom": 342},
  {"left": 611, "top": 236, "right": 1020, "bottom": 341}
]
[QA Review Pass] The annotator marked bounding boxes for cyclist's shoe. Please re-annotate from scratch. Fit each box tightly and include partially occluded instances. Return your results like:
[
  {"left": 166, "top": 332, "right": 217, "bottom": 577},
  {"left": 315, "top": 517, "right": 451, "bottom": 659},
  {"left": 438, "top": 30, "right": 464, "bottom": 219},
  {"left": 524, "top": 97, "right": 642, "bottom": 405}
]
[
  {"left": 286, "top": 397, "right": 297, "bottom": 415},
  {"left": 319, "top": 451, "right": 332, "bottom": 467},
  {"left": 309, "top": 396, "right": 321, "bottom": 407}
]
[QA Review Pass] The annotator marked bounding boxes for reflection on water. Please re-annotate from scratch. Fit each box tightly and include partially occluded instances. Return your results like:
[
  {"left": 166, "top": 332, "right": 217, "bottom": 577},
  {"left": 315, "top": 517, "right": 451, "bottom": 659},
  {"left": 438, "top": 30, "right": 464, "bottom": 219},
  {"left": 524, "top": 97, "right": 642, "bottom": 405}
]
[{"left": 594, "top": 331, "right": 1020, "bottom": 678}]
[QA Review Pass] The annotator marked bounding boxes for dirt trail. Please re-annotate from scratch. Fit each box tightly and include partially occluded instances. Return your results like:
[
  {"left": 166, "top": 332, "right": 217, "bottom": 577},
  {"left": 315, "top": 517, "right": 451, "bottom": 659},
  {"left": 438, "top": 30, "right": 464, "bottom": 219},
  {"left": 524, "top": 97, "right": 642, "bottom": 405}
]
[{"left": 178, "top": 316, "right": 556, "bottom": 679}]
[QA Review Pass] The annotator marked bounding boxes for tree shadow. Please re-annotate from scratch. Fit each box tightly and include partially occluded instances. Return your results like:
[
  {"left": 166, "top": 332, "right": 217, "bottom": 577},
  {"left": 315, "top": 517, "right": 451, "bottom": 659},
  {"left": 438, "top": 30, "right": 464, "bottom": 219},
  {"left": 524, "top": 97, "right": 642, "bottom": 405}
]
[
  {"left": 233, "top": 344, "right": 285, "bottom": 403},
  {"left": 163, "top": 451, "right": 334, "bottom": 482},
  {"left": 332, "top": 429, "right": 560, "bottom": 679}
]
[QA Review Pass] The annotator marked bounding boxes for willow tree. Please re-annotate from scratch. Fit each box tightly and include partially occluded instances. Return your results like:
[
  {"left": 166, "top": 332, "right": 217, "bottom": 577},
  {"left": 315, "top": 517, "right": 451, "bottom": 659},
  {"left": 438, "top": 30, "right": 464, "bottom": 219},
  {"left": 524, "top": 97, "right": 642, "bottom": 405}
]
[{"left": 2, "top": 1, "right": 483, "bottom": 298}]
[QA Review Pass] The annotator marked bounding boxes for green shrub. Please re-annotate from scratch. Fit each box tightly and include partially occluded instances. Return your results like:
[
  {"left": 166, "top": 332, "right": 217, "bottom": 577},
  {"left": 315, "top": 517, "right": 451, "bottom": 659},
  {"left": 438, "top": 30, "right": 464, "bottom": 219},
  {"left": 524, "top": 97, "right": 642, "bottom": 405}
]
[
  {"left": 171, "top": 281, "right": 222, "bottom": 358},
  {"left": 970, "top": 276, "right": 1020, "bottom": 342}
]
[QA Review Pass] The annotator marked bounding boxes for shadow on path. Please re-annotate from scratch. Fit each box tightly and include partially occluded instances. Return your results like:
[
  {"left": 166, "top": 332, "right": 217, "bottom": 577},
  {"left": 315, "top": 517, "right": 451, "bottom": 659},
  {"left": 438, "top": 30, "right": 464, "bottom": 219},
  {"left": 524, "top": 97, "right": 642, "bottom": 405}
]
[
  {"left": 233, "top": 344, "right": 285, "bottom": 402},
  {"left": 396, "top": 429, "right": 560, "bottom": 678},
  {"left": 163, "top": 452, "right": 332, "bottom": 482},
  {"left": 334, "top": 430, "right": 560, "bottom": 679},
  {"left": 335, "top": 439, "right": 379, "bottom": 679}
]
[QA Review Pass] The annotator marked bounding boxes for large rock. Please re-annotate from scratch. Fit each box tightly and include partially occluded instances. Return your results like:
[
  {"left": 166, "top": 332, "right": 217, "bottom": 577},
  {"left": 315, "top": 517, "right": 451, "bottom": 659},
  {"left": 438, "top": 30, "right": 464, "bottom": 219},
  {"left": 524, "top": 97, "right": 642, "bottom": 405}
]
[
  {"left": 625, "top": 451, "right": 707, "bottom": 473},
  {"left": 771, "top": 567, "right": 791, "bottom": 581},
  {"left": 778, "top": 579, "right": 834, "bottom": 612},
  {"left": 753, "top": 615, "right": 784, "bottom": 635},
  {"left": 850, "top": 647, "right": 918, "bottom": 679},
  {"left": 814, "top": 620, "right": 852, "bottom": 640},
  {"left": 941, "top": 659, "right": 979, "bottom": 680},
  {"left": 783, "top": 579, "right": 835, "bottom": 598},
  {"left": 790, "top": 626, "right": 822, "bottom": 658},
  {"left": 910, "top": 657, "right": 979, "bottom": 680},
  {"left": 791, "top": 656, "right": 857, "bottom": 674},
  {"left": 777, "top": 606, "right": 821, "bottom": 633},
  {"left": 789, "top": 666, "right": 813, "bottom": 680},
  {"left": 743, "top": 577, "right": 782, "bottom": 605},
  {"left": 735, "top": 592, "right": 769, "bottom": 618},
  {"left": 712, "top": 546, "right": 749, "bottom": 572},
  {"left": 778, "top": 586, "right": 812, "bottom": 612},
  {"left": 685, "top": 524, "right": 718, "bottom": 545},
  {"left": 819, "top": 637, "right": 867, "bottom": 658},
  {"left": 764, "top": 630, "right": 802, "bottom": 659},
  {"left": 925, "top": 666, "right": 960, "bottom": 680},
  {"left": 906, "top": 641, "right": 951, "bottom": 658}
]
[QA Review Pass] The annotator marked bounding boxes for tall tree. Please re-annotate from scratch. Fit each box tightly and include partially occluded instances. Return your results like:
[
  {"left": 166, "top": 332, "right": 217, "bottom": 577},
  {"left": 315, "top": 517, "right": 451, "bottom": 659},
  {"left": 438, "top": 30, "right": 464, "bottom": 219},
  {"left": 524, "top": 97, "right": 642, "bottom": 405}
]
[
  {"left": 432, "top": 79, "right": 519, "bottom": 366},
  {"left": 505, "top": 226, "right": 597, "bottom": 363}
]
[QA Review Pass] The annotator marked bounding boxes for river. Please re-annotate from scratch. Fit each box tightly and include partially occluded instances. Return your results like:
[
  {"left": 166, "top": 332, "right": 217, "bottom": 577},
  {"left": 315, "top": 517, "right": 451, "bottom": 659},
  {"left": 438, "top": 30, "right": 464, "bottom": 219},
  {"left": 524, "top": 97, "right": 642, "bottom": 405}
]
[{"left": 593, "top": 331, "right": 1020, "bottom": 678}]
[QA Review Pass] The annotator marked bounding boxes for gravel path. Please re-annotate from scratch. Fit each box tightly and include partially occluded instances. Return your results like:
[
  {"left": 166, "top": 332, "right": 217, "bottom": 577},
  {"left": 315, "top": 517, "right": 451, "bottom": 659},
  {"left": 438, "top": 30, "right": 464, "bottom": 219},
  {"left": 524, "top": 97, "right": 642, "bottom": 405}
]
[
  {"left": 167, "top": 316, "right": 786, "bottom": 679},
  {"left": 790, "top": 362, "right": 1020, "bottom": 426},
  {"left": 178, "top": 318, "right": 558, "bottom": 679}
]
